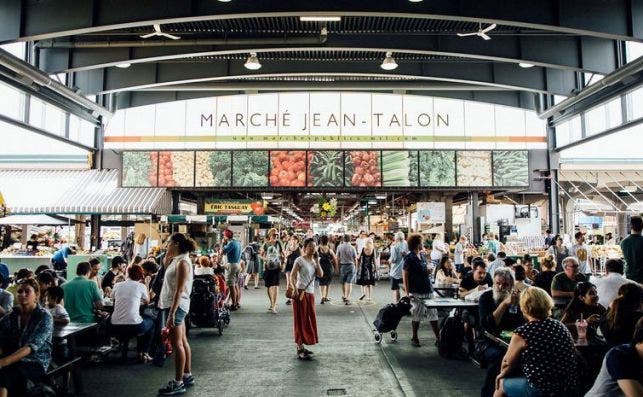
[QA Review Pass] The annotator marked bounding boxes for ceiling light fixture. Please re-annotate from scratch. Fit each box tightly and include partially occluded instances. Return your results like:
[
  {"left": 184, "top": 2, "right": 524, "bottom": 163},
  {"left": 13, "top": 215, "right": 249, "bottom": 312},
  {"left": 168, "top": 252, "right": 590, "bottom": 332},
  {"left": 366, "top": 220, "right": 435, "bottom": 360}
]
[
  {"left": 244, "top": 52, "right": 262, "bottom": 70},
  {"left": 519, "top": 62, "right": 534, "bottom": 68},
  {"left": 299, "top": 16, "right": 341, "bottom": 22},
  {"left": 408, "top": 0, "right": 423, "bottom": 2},
  {"left": 381, "top": 52, "right": 398, "bottom": 70},
  {"left": 115, "top": 63, "right": 131, "bottom": 69}
]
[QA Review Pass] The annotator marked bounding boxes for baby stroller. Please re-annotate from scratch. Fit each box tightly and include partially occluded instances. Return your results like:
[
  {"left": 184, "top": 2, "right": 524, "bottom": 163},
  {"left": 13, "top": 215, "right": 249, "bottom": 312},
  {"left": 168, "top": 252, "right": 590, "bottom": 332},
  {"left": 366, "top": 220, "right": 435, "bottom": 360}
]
[
  {"left": 188, "top": 275, "right": 230, "bottom": 335},
  {"left": 372, "top": 296, "right": 411, "bottom": 343}
]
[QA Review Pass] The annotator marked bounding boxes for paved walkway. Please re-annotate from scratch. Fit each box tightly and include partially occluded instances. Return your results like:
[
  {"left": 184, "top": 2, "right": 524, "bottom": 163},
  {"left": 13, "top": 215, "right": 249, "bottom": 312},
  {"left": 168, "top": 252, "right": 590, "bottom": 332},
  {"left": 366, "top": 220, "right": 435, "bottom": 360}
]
[{"left": 83, "top": 280, "right": 483, "bottom": 396}]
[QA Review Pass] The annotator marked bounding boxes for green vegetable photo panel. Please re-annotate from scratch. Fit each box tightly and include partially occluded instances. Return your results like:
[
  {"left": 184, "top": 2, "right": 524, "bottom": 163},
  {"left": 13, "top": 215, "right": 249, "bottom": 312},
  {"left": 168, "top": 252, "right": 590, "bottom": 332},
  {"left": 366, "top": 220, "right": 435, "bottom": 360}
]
[
  {"left": 419, "top": 151, "right": 455, "bottom": 187},
  {"left": 456, "top": 151, "right": 492, "bottom": 186},
  {"left": 382, "top": 151, "right": 419, "bottom": 187},
  {"left": 307, "top": 151, "right": 344, "bottom": 187},
  {"left": 232, "top": 151, "right": 269, "bottom": 187},
  {"left": 196, "top": 151, "right": 231, "bottom": 187},
  {"left": 122, "top": 151, "right": 158, "bottom": 187},
  {"left": 493, "top": 151, "right": 529, "bottom": 187}
]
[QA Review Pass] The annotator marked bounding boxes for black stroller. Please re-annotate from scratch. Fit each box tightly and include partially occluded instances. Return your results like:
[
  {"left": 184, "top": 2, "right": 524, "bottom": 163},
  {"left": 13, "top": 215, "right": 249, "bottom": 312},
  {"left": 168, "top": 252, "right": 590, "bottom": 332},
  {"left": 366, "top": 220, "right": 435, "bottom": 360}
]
[
  {"left": 188, "top": 275, "right": 230, "bottom": 335},
  {"left": 372, "top": 296, "right": 412, "bottom": 343}
]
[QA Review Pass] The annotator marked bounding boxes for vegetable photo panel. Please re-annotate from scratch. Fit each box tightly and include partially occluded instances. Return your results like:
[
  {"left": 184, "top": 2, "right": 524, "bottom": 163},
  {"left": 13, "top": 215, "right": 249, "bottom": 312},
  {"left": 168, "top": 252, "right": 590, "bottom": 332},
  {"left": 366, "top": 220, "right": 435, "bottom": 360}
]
[
  {"left": 157, "top": 151, "right": 195, "bottom": 187},
  {"left": 419, "top": 151, "right": 456, "bottom": 187},
  {"left": 122, "top": 151, "right": 158, "bottom": 187},
  {"left": 492, "top": 151, "right": 529, "bottom": 187},
  {"left": 382, "top": 151, "right": 419, "bottom": 187},
  {"left": 456, "top": 151, "right": 492, "bottom": 187},
  {"left": 307, "top": 151, "right": 344, "bottom": 187},
  {"left": 269, "top": 150, "right": 307, "bottom": 187},
  {"left": 344, "top": 150, "right": 382, "bottom": 187},
  {"left": 195, "top": 151, "right": 232, "bottom": 187},
  {"left": 232, "top": 151, "right": 269, "bottom": 187}
]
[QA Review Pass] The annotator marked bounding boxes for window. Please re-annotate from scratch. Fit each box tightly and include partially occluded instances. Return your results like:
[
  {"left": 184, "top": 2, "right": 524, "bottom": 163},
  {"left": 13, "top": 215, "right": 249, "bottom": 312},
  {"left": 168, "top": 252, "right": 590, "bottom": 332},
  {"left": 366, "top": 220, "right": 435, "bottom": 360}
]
[
  {"left": 0, "top": 81, "right": 26, "bottom": 121},
  {"left": 555, "top": 116, "right": 581, "bottom": 147},
  {"left": 0, "top": 43, "right": 26, "bottom": 60},
  {"left": 29, "top": 97, "right": 66, "bottom": 136},
  {"left": 625, "top": 85, "right": 643, "bottom": 121},
  {"left": 625, "top": 41, "right": 643, "bottom": 63},
  {"left": 585, "top": 97, "right": 622, "bottom": 136}
]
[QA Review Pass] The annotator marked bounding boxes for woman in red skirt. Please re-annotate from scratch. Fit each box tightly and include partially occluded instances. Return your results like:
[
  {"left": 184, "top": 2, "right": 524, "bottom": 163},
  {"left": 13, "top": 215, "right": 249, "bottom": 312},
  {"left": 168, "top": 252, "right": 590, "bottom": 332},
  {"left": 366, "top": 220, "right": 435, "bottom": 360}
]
[{"left": 290, "top": 238, "right": 323, "bottom": 360}]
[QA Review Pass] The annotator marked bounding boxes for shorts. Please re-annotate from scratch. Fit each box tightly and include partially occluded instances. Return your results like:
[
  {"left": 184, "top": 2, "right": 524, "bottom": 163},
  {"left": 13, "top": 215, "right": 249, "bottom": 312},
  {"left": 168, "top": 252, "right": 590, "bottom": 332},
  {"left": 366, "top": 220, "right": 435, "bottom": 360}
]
[
  {"left": 263, "top": 268, "right": 281, "bottom": 287},
  {"left": 339, "top": 264, "right": 355, "bottom": 284},
  {"left": 0, "top": 362, "right": 44, "bottom": 396},
  {"left": 390, "top": 277, "right": 403, "bottom": 290},
  {"left": 410, "top": 293, "right": 438, "bottom": 322},
  {"left": 162, "top": 307, "right": 188, "bottom": 327},
  {"left": 246, "top": 260, "right": 259, "bottom": 274},
  {"left": 226, "top": 263, "right": 241, "bottom": 287},
  {"left": 502, "top": 377, "right": 544, "bottom": 397}
]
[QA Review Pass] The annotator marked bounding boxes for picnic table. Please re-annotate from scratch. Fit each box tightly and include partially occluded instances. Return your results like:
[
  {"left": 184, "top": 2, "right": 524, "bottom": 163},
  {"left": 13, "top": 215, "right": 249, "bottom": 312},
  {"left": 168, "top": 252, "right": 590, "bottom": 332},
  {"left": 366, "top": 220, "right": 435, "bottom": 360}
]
[
  {"left": 432, "top": 283, "right": 460, "bottom": 298},
  {"left": 423, "top": 297, "right": 478, "bottom": 310},
  {"left": 51, "top": 322, "right": 98, "bottom": 394}
]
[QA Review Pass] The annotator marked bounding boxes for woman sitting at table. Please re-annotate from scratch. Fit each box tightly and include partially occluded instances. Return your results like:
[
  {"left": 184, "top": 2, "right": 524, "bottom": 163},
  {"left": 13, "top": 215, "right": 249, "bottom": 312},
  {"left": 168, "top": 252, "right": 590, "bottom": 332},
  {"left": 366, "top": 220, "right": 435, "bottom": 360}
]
[
  {"left": 0, "top": 278, "right": 53, "bottom": 397},
  {"left": 435, "top": 256, "right": 460, "bottom": 285},
  {"left": 561, "top": 281, "right": 606, "bottom": 338},
  {"left": 494, "top": 287, "right": 577, "bottom": 397},
  {"left": 109, "top": 264, "right": 153, "bottom": 363},
  {"left": 600, "top": 283, "right": 643, "bottom": 347}
]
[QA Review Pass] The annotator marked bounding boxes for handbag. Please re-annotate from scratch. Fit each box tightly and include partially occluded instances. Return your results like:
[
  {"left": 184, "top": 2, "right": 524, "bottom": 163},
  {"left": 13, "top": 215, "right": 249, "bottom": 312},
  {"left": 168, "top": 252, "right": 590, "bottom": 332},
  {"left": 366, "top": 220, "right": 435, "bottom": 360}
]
[{"left": 286, "top": 277, "right": 315, "bottom": 301}]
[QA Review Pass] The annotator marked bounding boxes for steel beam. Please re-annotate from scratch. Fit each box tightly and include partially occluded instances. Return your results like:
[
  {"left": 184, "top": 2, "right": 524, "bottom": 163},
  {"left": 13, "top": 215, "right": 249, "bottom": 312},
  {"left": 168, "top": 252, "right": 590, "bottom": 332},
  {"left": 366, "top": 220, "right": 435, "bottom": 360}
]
[
  {"left": 1, "top": 1, "right": 642, "bottom": 42},
  {"left": 0, "top": 113, "right": 96, "bottom": 152},
  {"left": 37, "top": 35, "right": 619, "bottom": 75},
  {"left": 72, "top": 60, "right": 575, "bottom": 96}
]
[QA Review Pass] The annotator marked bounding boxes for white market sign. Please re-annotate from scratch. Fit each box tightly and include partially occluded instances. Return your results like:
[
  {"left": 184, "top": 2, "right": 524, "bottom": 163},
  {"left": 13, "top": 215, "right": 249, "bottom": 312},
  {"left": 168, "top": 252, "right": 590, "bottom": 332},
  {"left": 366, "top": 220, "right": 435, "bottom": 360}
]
[{"left": 416, "top": 202, "right": 446, "bottom": 224}]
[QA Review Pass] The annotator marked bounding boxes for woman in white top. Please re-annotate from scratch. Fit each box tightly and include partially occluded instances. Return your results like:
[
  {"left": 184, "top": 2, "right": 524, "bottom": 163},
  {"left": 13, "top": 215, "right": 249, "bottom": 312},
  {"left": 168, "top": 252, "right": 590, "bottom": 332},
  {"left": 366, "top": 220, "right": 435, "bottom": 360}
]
[
  {"left": 110, "top": 264, "right": 152, "bottom": 362},
  {"left": 435, "top": 256, "right": 460, "bottom": 285},
  {"left": 158, "top": 233, "right": 196, "bottom": 396},
  {"left": 290, "top": 238, "right": 323, "bottom": 360}
]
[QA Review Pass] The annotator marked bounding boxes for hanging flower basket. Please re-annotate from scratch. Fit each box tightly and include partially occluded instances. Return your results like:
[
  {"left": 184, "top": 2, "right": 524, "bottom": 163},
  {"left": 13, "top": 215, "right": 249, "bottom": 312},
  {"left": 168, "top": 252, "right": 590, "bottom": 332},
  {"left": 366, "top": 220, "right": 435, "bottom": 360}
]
[{"left": 311, "top": 196, "right": 338, "bottom": 220}]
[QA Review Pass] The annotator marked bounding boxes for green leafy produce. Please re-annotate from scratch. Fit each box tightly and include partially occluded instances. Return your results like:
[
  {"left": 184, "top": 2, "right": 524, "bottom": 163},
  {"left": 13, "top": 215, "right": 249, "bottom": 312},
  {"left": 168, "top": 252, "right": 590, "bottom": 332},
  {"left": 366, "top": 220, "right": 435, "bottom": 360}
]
[
  {"left": 122, "top": 151, "right": 152, "bottom": 187},
  {"left": 308, "top": 151, "right": 343, "bottom": 187},
  {"left": 382, "top": 151, "right": 418, "bottom": 187},
  {"left": 209, "top": 151, "right": 231, "bottom": 186},
  {"left": 493, "top": 151, "right": 529, "bottom": 187},
  {"left": 232, "top": 151, "right": 268, "bottom": 187},
  {"left": 419, "top": 151, "right": 455, "bottom": 186}
]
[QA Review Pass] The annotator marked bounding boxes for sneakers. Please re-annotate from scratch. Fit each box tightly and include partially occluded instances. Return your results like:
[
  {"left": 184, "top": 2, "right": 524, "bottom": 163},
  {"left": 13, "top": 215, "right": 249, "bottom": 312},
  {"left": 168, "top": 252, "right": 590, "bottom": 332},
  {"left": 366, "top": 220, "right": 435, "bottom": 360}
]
[
  {"left": 182, "top": 373, "right": 195, "bottom": 387},
  {"left": 359, "top": 294, "right": 366, "bottom": 301},
  {"left": 285, "top": 299, "right": 292, "bottom": 305},
  {"left": 158, "top": 380, "right": 186, "bottom": 395}
]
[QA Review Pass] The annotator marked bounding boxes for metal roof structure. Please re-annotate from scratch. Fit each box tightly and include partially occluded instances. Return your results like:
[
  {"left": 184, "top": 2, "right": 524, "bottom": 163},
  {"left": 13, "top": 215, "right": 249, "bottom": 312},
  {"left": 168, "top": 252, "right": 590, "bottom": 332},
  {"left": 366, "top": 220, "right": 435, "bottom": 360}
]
[
  {"left": 1, "top": 0, "right": 641, "bottom": 113},
  {"left": 0, "top": 170, "right": 171, "bottom": 214}
]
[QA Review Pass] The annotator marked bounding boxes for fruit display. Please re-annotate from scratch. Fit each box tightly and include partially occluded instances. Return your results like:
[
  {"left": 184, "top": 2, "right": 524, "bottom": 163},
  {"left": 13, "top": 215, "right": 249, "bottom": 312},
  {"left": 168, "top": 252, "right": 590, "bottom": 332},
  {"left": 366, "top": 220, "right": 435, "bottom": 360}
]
[
  {"left": 122, "top": 151, "right": 158, "bottom": 187},
  {"left": 158, "top": 151, "right": 194, "bottom": 187},
  {"left": 493, "top": 151, "right": 529, "bottom": 187},
  {"left": 590, "top": 244, "right": 622, "bottom": 259},
  {"left": 307, "top": 151, "right": 344, "bottom": 187},
  {"left": 231, "top": 151, "right": 269, "bottom": 187},
  {"left": 382, "top": 151, "right": 418, "bottom": 187},
  {"left": 195, "top": 151, "right": 231, "bottom": 187},
  {"left": 456, "top": 151, "right": 492, "bottom": 186},
  {"left": 270, "top": 151, "right": 307, "bottom": 187},
  {"left": 344, "top": 151, "right": 381, "bottom": 187},
  {"left": 419, "top": 151, "right": 455, "bottom": 187}
]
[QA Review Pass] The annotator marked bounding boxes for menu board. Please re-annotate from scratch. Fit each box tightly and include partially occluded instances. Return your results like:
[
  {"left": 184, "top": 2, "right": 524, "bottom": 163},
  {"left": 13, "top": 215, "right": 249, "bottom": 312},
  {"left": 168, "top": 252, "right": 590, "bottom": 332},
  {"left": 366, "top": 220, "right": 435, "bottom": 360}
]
[
  {"left": 344, "top": 151, "right": 381, "bottom": 187},
  {"left": 419, "top": 151, "right": 456, "bottom": 187},
  {"left": 382, "top": 151, "right": 418, "bottom": 187},
  {"left": 456, "top": 151, "right": 492, "bottom": 186},
  {"left": 493, "top": 151, "right": 529, "bottom": 187},
  {"left": 269, "top": 151, "right": 307, "bottom": 187},
  {"left": 195, "top": 151, "right": 231, "bottom": 187},
  {"left": 122, "top": 151, "right": 158, "bottom": 187},
  {"left": 307, "top": 151, "right": 344, "bottom": 187},
  {"left": 231, "top": 151, "right": 269, "bottom": 187},
  {"left": 156, "top": 151, "right": 195, "bottom": 187}
]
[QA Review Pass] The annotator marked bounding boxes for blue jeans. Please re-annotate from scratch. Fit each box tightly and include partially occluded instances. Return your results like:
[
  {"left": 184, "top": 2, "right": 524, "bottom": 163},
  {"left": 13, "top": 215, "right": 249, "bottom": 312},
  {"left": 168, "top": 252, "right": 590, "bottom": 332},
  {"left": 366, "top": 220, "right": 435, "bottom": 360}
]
[
  {"left": 503, "top": 378, "right": 543, "bottom": 397},
  {"left": 162, "top": 307, "right": 188, "bottom": 326},
  {"left": 340, "top": 264, "right": 355, "bottom": 284}
]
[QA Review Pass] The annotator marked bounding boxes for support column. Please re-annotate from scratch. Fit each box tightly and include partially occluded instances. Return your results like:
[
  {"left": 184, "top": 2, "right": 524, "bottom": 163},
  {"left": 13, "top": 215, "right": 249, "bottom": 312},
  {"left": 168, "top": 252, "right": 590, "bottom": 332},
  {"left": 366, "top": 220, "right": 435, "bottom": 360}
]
[
  {"left": 75, "top": 215, "right": 86, "bottom": 249},
  {"left": 444, "top": 195, "right": 453, "bottom": 242},
  {"left": 548, "top": 170, "right": 561, "bottom": 234},
  {"left": 172, "top": 191, "right": 180, "bottom": 214},
  {"left": 90, "top": 215, "right": 101, "bottom": 250},
  {"left": 471, "top": 192, "right": 481, "bottom": 245}
]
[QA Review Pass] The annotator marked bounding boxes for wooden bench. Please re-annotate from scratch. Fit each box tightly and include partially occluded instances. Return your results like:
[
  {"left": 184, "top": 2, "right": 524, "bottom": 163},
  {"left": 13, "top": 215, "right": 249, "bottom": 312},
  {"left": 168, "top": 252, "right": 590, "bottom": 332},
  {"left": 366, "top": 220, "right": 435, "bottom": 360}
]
[{"left": 44, "top": 357, "right": 82, "bottom": 395}]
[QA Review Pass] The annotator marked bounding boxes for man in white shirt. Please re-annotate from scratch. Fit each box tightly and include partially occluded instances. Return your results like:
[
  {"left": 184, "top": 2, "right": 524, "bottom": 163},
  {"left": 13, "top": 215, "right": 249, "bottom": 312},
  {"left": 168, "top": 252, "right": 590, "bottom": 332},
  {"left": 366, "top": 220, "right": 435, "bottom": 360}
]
[
  {"left": 572, "top": 231, "right": 592, "bottom": 276},
  {"left": 594, "top": 258, "right": 636, "bottom": 308},
  {"left": 454, "top": 236, "right": 467, "bottom": 275},
  {"left": 430, "top": 235, "right": 448, "bottom": 267}
]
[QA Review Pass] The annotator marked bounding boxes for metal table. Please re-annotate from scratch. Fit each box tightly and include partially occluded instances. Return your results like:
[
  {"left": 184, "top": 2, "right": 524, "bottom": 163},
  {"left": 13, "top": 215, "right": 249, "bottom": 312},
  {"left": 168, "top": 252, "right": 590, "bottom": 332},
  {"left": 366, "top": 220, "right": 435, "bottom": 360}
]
[{"left": 423, "top": 297, "right": 478, "bottom": 310}]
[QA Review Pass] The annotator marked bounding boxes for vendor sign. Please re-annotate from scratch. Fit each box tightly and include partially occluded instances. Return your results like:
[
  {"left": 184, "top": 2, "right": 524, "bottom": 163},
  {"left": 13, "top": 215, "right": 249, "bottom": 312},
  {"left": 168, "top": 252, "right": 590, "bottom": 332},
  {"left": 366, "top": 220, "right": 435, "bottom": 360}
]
[
  {"left": 416, "top": 202, "right": 445, "bottom": 224},
  {"left": 204, "top": 199, "right": 265, "bottom": 215}
]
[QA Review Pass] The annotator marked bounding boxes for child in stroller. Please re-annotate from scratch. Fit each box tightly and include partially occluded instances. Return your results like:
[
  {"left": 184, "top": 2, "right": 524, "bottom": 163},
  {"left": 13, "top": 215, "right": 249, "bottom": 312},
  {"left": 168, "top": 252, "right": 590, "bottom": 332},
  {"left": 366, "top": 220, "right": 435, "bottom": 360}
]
[{"left": 188, "top": 269, "right": 230, "bottom": 335}]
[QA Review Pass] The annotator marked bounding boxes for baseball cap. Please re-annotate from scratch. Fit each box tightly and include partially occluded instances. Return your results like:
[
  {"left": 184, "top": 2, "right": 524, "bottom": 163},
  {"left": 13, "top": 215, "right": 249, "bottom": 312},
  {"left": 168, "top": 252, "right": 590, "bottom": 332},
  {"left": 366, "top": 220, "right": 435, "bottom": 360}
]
[{"left": 223, "top": 229, "right": 233, "bottom": 239}]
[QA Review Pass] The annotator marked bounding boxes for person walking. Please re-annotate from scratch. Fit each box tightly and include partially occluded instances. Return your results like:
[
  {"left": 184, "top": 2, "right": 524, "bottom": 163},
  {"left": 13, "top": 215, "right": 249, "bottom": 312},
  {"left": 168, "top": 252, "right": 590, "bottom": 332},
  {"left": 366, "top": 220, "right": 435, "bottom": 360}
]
[
  {"left": 261, "top": 229, "right": 284, "bottom": 314},
  {"left": 157, "top": 233, "right": 195, "bottom": 396},
  {"left": 317, "top": 235, "right": 338, "bottom": 304},
  {"left": 620, "top": 215, "right": 643, "bottom": 283},
  {"left": 290, "top": 238, "right": 323, "bottom": 360},
  {"left": 389, "top": 232, "right": 408, "bottom": 303},
  {"left": 219, "top": 229, "right": 242, "bottom": 311},
  {"left": 356, "top": 238, "right": 377, "bottom": 302},
  {"left": 548, "top": 235, "right": 569, "bottom": 272},
  {"left": 242, "top": 240, "right": 260, "bottom": 290},
  {"left": 284, "top": 234, "right": 302, "bottom": 306},
  {"left": 336, "top": 234, "right": 358, "bottom": 305}
]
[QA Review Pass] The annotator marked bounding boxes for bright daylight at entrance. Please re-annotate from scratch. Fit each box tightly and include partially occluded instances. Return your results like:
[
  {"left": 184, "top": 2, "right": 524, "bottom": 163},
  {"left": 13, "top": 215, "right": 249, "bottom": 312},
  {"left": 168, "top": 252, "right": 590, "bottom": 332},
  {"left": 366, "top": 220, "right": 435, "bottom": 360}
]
[{"left": 0, "top": 1, "right": 642, "bottom": 396}]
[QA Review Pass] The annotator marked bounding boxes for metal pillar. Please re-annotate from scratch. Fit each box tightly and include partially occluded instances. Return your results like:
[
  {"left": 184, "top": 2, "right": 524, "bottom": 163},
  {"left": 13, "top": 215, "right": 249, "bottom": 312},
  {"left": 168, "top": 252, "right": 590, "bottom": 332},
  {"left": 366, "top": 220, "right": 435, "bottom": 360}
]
[
  {"left": 444, "top": 195, "right": 453, "bottom": 242},
  {"left": 90, "top": 215, "right": 101, "bottom": 250},
  {"left": 471, "top": 192, "right": 481, "bottom": 245}
]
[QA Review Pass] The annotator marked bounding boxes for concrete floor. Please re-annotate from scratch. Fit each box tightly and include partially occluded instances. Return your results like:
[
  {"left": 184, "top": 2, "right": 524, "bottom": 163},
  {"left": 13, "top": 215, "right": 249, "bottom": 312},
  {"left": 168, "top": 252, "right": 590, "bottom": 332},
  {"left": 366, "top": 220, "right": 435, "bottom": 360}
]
[{"left": 82, "top": 279, "right": 483, "bottom": 396}]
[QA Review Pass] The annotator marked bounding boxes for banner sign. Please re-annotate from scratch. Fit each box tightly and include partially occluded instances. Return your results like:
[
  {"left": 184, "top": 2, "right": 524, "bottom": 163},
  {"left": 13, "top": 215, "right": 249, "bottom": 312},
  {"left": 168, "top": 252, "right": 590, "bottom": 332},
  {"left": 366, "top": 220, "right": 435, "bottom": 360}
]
[
  {"left": 204, "top": 199, "right": 265, "bottom": 215},
  {"left": 416, "top": 202, "right": 446, "bottom": 224}
]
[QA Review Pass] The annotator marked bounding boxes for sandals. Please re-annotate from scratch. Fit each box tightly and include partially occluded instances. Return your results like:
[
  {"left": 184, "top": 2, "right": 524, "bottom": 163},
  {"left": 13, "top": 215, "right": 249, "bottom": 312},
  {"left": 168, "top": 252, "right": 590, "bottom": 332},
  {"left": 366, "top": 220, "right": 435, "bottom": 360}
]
[{"left": 139, "top": 353, "right": 153, "bottom": 363}]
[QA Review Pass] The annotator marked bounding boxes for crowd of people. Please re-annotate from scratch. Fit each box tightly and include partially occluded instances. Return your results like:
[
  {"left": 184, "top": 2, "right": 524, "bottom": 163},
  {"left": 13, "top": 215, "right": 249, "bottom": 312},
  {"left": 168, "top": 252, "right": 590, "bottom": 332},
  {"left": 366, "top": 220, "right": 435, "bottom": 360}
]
[{"left": 0, "top": 215, "right": 640, "bottom": 396}]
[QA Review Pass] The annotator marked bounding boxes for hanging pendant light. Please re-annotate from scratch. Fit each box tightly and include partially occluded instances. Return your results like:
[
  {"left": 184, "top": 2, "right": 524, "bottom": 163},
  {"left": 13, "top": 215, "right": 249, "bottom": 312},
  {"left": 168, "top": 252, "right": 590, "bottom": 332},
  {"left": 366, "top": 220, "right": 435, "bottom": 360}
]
[
  {"left": 381, "top": 52, "right": 398, "bottom": 70},
  {"left": 244, "top": 52, "right": 262, "bottom": 70}
]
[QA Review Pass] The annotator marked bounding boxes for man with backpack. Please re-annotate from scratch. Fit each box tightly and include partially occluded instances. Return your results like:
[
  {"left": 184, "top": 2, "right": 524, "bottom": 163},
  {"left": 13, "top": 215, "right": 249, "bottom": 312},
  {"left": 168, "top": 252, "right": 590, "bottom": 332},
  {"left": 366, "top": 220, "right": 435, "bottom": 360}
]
[
  {"left": 220, "top": 229, "right": 242, "bottom": 311},
  {"left": 242, "top": 240, "right": 260, "bottom": 290}
]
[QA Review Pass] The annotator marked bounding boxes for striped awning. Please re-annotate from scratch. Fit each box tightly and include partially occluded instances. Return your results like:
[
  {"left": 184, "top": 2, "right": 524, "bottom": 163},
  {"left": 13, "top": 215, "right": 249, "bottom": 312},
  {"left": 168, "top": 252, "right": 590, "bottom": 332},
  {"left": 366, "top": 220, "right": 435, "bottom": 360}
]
[{"left": 0, "top": 170, "right": 171, "bottom": 215}]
